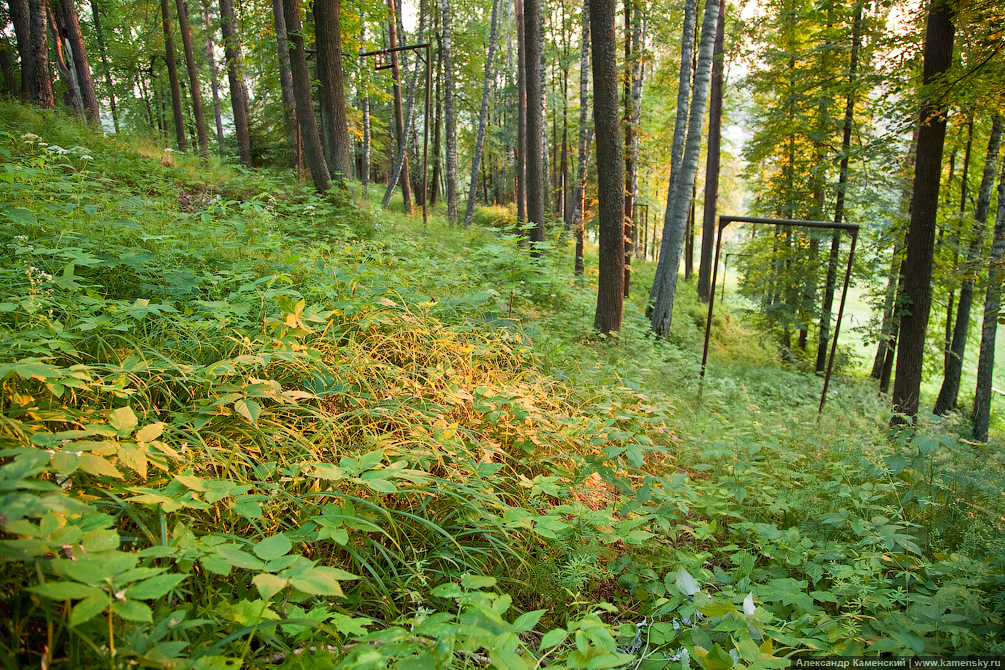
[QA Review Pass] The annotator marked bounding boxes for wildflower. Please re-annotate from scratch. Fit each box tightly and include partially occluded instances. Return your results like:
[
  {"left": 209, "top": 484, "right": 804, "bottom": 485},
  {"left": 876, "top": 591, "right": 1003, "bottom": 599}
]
[
  {"left": 21, "top": 132, "right": 41, "bottom": 142},
  {"left": 80, "top": 155, "right": 93, "bottom": 161}
]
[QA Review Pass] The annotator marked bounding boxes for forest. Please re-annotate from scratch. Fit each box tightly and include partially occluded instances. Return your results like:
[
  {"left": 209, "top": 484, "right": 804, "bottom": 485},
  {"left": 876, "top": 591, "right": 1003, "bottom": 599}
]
[{"left": 0, "top": 0, "right": 1004, "bottom": 665}]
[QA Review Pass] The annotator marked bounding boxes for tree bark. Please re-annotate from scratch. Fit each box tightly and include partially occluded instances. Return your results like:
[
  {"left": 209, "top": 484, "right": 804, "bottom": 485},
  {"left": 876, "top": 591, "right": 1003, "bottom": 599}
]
[
  {"left": 160, "top": 0, "right": 187, "bottom": 149},
  {"left": 515, "top": 0, "right": 527, "bottom": 238},
  {"left": 934, "top": 114, "right": 1003, "bottom": 415},
  {"left": 430, "top": 39, "right": 442, "bottom": 205},
  {"left": 590, "top": 0, "right": 624, "bottom": 332},
  {"left": 8, "top": 0, "right": 32, "bottom": 101},
  {"left": 175, "top": 0, "right": 207, "bottom": 154},
  {"left": 525, "top": 0, "right": 545, "bottom": 250},
  {"left": 202, "top": 0, "right": 226, "bottom": 152},
  {"left": 283, "top": 0, "right": 331, "bottom": 190},
  {"left": 648, "top": 0, "right": 718, "bottom": 337},
  {"left": 315, "top": 0, "right": 352, "bottom": 183},
  {"left": 463, "top": 0, "right": 501, "bottom": 226},
  {"left": 382, "top": 0, "right": 413, "bottom": 212},
  {"left": 88, "top": 0, "right": 118, "bottom": 131},
  {"left": 972, "top": 153, "right": 1005, "bottom": 441},
  {"left": 622, "top": 0, "right": 633, "bottom": 297},
  {"left": 697, "top": 0, "right": 724, "bottom": 302},
  {"left": 891, "top": 0, "right": 955, "bottom": 419},
  {"left": 384, "top": 0, "right": 426, "bottom": 207},
  {"left": 220, "top": 0, "right": 251, "bottom": 165},
  {"left": 441, "top": 0, "right": 458, "bottom": 223},
  {"left": 569, "top": 2, "right": 591, "bottom": 275},
  {"left": 271, "top": 0, "right": 297, "bottom": 149}
]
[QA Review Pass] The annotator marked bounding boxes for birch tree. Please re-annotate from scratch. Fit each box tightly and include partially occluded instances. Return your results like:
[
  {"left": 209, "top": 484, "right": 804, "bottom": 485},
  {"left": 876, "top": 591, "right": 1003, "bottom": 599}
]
[{"left": 463, "top": 0, "right": 501, "bottom": 226}]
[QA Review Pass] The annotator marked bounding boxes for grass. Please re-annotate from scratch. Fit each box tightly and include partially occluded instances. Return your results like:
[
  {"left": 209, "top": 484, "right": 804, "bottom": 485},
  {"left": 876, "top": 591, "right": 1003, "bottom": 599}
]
[{"left": 0, "top": 102, "right": 1003, "bottom": 669}]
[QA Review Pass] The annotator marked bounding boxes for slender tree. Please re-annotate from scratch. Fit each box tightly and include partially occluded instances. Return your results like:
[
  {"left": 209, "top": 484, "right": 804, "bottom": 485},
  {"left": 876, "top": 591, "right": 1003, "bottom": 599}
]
[
  {"left": 441, "top": 0, "right": 458, "bottom": 223},
  {"left": 568, "top": 0, "right": 591, "bottom": 276},
  {"left": 697, "top": 0, "right": 725, "bottom": 302},
  {"left": 648, "top": 0, "right": 718, "bottom": 336},
  {"left": 891, "top": 0, "right": 955, "bottom": 419},
  {"left": 220, "top": 0, "right": 251, "bottom": 165},
  {"left": 271, "top": 0, "right": 297, "bottom": 149},
  {"left": 972, "top": 153, "right": 1005, "bottom": 441},
  {"left": 8, "top": 0, "right": 32, "bottom": 101},
  {"left": 383, "top": 0, "right": 413, "bottom": 212},
  {"left": 202, "top": 0, "right": 225, "bottom": 151},
  {"left": 160, "top": 0, "right": 187, "bottom": 149},
  {"left": 88, "top": 0, "right": 118, "bottom": 131},
  {"left": 175, "top": 0, "right": 208, "bottom": 155},
  {"left": 384, "top": 0, "right": 427, "bottom": 207},
  {"left": 934, "top": 114, "right": 1003, "bottom": 415},
  {"left": 463, "top": 0, "right": 501, "bottom": 226},
  {"left": 591, "top": 0, "right": 625, "bottom": 332},
  {"left": 515, "top": 0, "right": 527, "bottom": 236},
  {"left": 283, "top": 0, "right": 331, "bottom": 190}
]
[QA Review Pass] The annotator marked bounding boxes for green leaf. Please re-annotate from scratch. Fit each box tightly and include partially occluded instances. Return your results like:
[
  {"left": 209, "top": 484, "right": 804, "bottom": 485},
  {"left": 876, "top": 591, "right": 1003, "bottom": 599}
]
[
  {"left": 82, "top": 529, "right": 119, "bottom": 553},
  {"left": 676, "top": 568, "right": 701, "bottom": 596},
  {"left": 489, "top": 649, "right": 529, "bottom": 670},
  {"left": 512, "top": 609, "right": 545, "bottom": 633},
  {"left": 289, "top": 566, "right": 346, "bottom": 596},
  {"left": 233, "top": 399, "right": 260, "bottom": 425},
  {"left": 254, "top": 533, "right": 292, "bottom": 561},
  {"left": 112, "top": 600, "right": 153, "bottom": 622},
  {"left": 216, "top": 544, "right": 264, "bottom": 570},
  {"left": 461, "top": 574, "right": 497, "bottom": 590},
  {"left": 539, "top": 628, "right": 568, "bottom": 650},
  {"left": 253, "top": 573, "right": 288, "bottom": 600},
  {"left": 108, "top": 406, "right": 138, "bottom": 434},
  {"left": 135, "top": 422, "right": 165, "bottom": 442},
  {"left": 69, "top": 594, "right": 109, "bottom": 626},
  {"left": 78, "top": 453, "right": 123, "bottom": 479},
  {"left": 126, "top": 573, "right": 187, "bottom": 600},
  {"left": 29, "top": 582, "right": 102, "bottom": 600}
]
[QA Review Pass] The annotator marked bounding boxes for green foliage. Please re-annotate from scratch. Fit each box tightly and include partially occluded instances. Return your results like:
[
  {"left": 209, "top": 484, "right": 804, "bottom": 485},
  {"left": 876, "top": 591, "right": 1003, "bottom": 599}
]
[{"left": 1, "top": 105, "right": 1003, "bottom": 669}]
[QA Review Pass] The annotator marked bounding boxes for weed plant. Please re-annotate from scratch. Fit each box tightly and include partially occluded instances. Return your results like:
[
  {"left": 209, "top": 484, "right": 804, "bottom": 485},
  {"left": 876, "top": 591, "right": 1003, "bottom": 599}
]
[{"left": 0, "top": 103, "right": 1003, "bottom": 669}]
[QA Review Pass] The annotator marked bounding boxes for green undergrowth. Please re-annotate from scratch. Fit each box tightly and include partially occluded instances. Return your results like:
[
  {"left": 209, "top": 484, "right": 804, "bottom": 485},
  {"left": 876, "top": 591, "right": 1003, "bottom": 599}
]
[{"left": 1, "top": 104, "right": 1003, "bottom": 669}]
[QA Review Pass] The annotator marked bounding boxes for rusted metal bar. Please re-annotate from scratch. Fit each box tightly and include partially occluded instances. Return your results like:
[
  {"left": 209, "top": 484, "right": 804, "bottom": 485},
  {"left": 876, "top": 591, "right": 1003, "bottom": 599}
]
[
  {"left": 700, "top": 214, "right": 860, "bottom": 413},
  {"left": 360, "top": 43, "right": 430, "bottom": 58}
]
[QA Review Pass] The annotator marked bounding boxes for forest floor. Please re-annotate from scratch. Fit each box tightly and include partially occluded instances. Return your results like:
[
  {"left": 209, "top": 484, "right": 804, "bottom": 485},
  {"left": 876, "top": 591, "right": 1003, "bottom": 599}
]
[{"left": 1, "top": 103, "right": 1004, "bottom": 668}]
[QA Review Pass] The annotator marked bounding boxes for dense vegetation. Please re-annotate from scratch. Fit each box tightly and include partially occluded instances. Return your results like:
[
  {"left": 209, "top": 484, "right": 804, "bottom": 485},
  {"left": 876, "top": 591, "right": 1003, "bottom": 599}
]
[{"left": 2, "top": 104, "right": 1004, "bottom": 668}]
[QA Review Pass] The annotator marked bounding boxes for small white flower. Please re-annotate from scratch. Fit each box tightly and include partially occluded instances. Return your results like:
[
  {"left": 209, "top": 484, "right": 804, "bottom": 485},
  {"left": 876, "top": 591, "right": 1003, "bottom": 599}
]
[
  {"left": 163, "top": 148, "right": 174, "bottom": 152},
  {"left": 80, "top": 155, "right": 93, "bottom": 161},
  {"left": 21, "top": 132, "right": 41, "bottom": 142}
]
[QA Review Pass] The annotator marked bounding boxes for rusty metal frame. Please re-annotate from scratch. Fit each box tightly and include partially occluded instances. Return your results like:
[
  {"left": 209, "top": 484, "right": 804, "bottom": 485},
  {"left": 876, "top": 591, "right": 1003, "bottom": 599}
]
[
  {"left": 700, "top": 215, "right": 859, "bottom": 412},
  {"left": 361, "top": 42, "right": 432, "bottom": 225}
]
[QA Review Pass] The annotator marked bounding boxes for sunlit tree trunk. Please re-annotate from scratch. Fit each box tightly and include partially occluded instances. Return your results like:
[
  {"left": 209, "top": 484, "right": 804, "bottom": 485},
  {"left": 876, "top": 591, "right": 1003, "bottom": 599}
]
[
  {"left": 383, "top": 0, "right": 413, "bottom": 212},
  {"left": 892, "top": 0, "right": 955, "bottom": 419},
  {"left": 648, "top": 0, "right": 717, "bottom": 337},
  {"left": 463, "top": 0, "right": 500, "bottom": 226},
  {"left": 271, "top": 0, "right": 296, "bottom": 149},
  {"left": 591, "top": 0, "right": 624, "bottom": 332},
  {"left": 569, "top": 1, "right": 591, "bottom": 275},
  {"left": 515, "top": 0, "right": 527, "bottom": 238}
]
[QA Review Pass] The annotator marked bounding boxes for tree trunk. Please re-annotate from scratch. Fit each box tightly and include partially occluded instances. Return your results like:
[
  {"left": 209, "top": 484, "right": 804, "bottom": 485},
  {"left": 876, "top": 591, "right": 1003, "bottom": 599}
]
[
  {"left": 667, "top": 0, "right": 696, "bottom": 204},
  {"left": 48, "top": 1, "right": 83, "bottom": 115},
  {"left": 160, "top": 0, "right": 187, "bottom": 149},
  {"left": 271, "top": 0, "right": 297, "bottom": 149},
  {"left": 430, "top": 40, "right": 442, "bottom": 206},
  {"left": 463, "top": 0, "right": 500, "bottom": 226},
  {"left": 8, "top": 0, "right": 32, "bottom": 101},
  {"left": 590, "top": 0, "right": 624, "bottom": 332},
  {"left": 383, "top": 0, "right": 413, "bottom": 212},
  {"left": 88, "top": 0, "right": 118, "bottom": 131},
  {"left": 934, "top": 114, "right": 1004, "bottom": 415},
  {"left": 891, "top": 0, "right": 955, "bottom": 419},
  {"left": 622, "top": 0, "right": 633, "bottom": 297},
  {"left": 220, "top": 0, "right": 251, "bottom": 165},
  {"left": 315, "top": 0, "right": 352, "bottom": 182},
  {"left": 202, "top": 0, "right": 226, "bottom": 152},
  {"left": 283, "top": 0, "right": 331, "bottom": 191},
  {"left": 360, "top": 26, "right": 371, "bottom": 192},
  {"left": 697, "top": 0, "right": 724, "bottom": 302},
  {"left": 525, "top": 0, "right": 545, "bottom": 250},
  {"left": 175, "top": 0, "right": 207, "bottom": 154},
  {"left": 569, "top": 2, "right": 591, "bottom": 275},
  {"left": 441, "top": 0, "right": 458, "bottom": 223},
  {"left": 972, "top": 154, "right": 1005, "bottom": 441},
  {"left": 648, "top": 0, "right": 718, "bottom": 337},
  {"left": 0, "top": 46, "right": 15, "bottom": 96},
  {"left": 515, "top": 0, "right": 527, "bottom": 239},
  {"left": 384, "top": 0, "right": 426, "bottom": 207}
]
